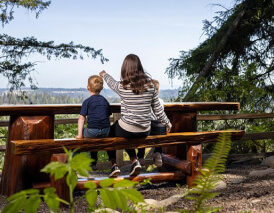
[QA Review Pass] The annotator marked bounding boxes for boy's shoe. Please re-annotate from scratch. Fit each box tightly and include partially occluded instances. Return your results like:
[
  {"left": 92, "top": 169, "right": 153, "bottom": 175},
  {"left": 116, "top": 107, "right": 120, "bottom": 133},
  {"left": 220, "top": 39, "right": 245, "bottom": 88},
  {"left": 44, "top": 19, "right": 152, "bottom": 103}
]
[
  {"left": 154, "top": 152, "right": 163, "bottom": 167},
  {"left": 91, "top": 164, "right": 98, "bottom": 171},
  {"left": 109, "top": 165, "right": 120, "bottom": 178},
  {"left": 129, "top": 160, "right": 142, "bottom": 176},
  {"left": 90, "top": 162, "right": 98, "bottom": 171},
  {"left": 138, "top": 158, "right": 145, "bottom": 166}
]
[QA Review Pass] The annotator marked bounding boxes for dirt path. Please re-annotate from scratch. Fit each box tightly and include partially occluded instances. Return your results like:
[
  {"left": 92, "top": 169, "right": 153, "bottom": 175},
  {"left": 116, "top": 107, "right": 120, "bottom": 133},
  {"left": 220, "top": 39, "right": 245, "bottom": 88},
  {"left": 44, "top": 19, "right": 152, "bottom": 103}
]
[{"left": 0, "top": 162, "right": 273, "bottom": 212}]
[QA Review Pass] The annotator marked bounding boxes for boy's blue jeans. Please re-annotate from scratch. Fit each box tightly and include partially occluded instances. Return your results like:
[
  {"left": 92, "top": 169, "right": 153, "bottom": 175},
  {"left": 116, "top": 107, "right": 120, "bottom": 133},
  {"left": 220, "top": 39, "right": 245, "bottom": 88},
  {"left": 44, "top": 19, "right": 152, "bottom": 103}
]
[{"left": 83, "top": 127, "right": 110, "bottom": 165}]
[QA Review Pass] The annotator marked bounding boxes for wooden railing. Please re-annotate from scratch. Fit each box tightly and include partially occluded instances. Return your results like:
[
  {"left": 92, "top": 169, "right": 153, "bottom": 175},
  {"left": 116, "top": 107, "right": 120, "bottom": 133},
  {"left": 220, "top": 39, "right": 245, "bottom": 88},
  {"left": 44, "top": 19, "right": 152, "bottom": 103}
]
[{"left": 0, "top": 112, "right": 273, "bottom": 171}]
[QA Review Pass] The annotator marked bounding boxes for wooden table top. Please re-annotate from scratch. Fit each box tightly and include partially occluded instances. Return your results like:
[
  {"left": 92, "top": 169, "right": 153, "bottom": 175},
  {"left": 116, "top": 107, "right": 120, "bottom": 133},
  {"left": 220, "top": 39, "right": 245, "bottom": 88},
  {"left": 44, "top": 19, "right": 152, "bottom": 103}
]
[{"left": 0, "top": 102, "right": 240, "bottom": 116}]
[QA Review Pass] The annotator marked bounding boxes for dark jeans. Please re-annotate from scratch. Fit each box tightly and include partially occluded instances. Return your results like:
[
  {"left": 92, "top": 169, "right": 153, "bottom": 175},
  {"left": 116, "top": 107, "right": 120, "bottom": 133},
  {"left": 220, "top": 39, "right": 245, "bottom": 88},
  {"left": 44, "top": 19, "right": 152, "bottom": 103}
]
[
  {"left": 137, "top": 120, "right": 167, "bottom": 159},
  {"left": 108, "top": 121, "right": 150, "bottom": 160},
  {"left": 83, "top": 127, "right": 110, "bottom": 165}
]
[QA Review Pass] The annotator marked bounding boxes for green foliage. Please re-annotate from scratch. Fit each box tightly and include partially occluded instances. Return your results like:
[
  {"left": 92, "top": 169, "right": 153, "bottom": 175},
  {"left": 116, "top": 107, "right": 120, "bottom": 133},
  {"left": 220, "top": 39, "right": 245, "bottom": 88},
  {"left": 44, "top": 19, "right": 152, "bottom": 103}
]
[
  {"left": 1, "top": 187, "right": 69, "bottom": 213},
  {"left": 41, "top": 147, "right": 92, "bottom": 210},
  {"left": 0, "top": 124, "right": 8, "bottom": 173},
  {"left": 0, "top": 0, "right": 51, "bottom": 26},
  {"left": 183, "top": 132, "right": 232, "bottom": 213},
  {"left": 165, "top": 0, "right": 273, "bottom": 156},
  {"left": 0, "top": 0, "right": 108, "bottom": 92},
  {"left": 189, "top": 62, "right": 273, "bottom": 154},
  {"left": 167, "top": 0, "right": 273, "bottom": 82},
  {"left": 3, "top": 147, "right": 145, "bottom": 212},
  {"left": 85, "top": 179, "right": 144, "bottom": 211},
  {"left": 166, "top": 0, "right": 273, "bottom": 107}
]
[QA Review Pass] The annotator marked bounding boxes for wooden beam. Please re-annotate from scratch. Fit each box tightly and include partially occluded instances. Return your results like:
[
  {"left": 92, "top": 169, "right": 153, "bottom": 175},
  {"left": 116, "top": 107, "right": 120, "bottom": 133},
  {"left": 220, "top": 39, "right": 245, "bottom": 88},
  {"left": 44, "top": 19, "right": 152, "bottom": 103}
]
[
  {"left": 0, "top": 120, "right": 9, "bottom": 127},
  {"left": 0, "top": 145, "right": 6, "bottom": 152},
  {"left": 10, "top": 130, "right": 245, "bottom": 155},
  {"left": 162, "top": 154, "right": 192, "bottom": 175},
  {"left": 33, "top": 172, "right": 186, "bottom": 192},
  {"left": 237, "top": 132, "right": 274, "bottom": 142},
  {"left": 0, "top": 102, "right": 240, "bottom": 116},
  {"left": 76, "top": 172, "right": 186, "bottom": 190},
  {"left": 197, "top": 113, "right": 274, "bottom": 121}
]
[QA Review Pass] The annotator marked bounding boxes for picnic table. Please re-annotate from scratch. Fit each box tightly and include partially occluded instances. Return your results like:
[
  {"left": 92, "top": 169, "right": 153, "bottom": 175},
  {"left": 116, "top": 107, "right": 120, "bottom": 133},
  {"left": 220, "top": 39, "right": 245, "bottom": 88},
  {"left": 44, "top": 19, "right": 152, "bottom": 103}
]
[{"left": 0, "top": 102, "right": 241, "bottom": 196}]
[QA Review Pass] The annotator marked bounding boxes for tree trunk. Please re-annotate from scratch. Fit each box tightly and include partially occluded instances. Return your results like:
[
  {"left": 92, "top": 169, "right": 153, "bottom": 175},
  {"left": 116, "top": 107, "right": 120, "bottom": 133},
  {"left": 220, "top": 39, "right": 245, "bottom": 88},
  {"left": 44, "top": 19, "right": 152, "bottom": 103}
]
[{"left": 183, "top": 2, "right": 248, "bottom": 101}]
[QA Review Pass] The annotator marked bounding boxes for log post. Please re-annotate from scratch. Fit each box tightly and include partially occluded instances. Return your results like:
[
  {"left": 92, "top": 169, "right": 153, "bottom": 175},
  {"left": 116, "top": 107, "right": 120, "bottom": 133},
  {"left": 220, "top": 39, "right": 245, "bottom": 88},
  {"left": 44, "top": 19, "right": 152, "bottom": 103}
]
[
  {"left": 163, "top": 112, "right": 197, "bottom": 158},
  {"left": 162, "top": 110, "right": 203, "bottom": 187},
  {"left": 50, "top": 154, "right": 70, "bottom": 203},
  {"left": 162, "top": 154, "right": 192, "bottom": 175},
  {"left": 186, "top": 144, "right": 202, "bottom": 187},
  {"left": 0, "top": 115, "right": 54, "bottom": 196}
]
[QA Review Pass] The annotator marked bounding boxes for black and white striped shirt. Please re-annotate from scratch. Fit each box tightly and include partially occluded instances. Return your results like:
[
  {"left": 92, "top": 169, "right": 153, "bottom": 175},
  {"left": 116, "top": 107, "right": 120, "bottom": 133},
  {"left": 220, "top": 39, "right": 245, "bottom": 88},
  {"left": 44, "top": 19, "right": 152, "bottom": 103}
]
[{"left": 104, "top": 73, "right": 172, "bottom": 132}]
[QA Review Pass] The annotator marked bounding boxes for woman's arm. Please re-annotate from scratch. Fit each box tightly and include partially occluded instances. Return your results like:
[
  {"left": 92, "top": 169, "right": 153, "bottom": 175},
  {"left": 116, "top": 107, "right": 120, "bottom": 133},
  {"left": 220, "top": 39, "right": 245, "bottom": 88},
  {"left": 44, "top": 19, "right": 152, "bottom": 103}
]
[{"left": 100, "top": 70, "right": 121, "bottom": 95}]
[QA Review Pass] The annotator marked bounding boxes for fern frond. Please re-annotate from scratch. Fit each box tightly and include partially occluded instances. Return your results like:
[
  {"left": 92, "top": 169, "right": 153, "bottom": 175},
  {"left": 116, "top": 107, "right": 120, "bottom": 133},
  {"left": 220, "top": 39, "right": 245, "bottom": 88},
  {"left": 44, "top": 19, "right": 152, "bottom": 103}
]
[{"left": 185, "top": 132, "right": 232, "bottom": 212}]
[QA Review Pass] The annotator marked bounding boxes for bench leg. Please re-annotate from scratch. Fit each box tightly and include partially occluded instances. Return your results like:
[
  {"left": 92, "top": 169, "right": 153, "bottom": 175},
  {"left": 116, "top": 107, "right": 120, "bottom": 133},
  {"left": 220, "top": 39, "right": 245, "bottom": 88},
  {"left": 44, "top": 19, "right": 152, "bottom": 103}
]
[
  {"left": 187, "top": 144, "right": 202, "bottom": 188},
  {"left": 0, "top": 115, "right": 54, "bottom": 196},
  {"left": 50, "top": 154, "right": 70, "bottom": 203}
]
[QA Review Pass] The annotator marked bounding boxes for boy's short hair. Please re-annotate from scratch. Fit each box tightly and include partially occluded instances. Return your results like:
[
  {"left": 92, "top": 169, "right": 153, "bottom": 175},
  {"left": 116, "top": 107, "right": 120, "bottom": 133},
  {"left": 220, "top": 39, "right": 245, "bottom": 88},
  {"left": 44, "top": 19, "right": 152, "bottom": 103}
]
[
  {"left": 88, "top": 75, "right": 103, "bottom": 93},
  {"left": 152, "top": 79, "right": 159, "bottom": 93}
]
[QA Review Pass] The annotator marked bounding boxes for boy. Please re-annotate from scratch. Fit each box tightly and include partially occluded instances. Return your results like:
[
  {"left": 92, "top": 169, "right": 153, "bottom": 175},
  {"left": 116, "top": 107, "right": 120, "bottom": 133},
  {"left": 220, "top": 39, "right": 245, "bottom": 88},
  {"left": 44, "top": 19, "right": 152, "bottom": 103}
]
[{"left": 76, "top": 75, "right": 118, "bottom": 175}]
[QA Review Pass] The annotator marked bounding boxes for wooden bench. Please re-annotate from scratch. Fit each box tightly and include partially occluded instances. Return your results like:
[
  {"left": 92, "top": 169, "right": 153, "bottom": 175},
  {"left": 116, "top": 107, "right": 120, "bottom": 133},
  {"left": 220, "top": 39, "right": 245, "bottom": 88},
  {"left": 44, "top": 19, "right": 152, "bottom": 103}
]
[{"left": 10, "top": 130, "right": 244, "bottom": 201}]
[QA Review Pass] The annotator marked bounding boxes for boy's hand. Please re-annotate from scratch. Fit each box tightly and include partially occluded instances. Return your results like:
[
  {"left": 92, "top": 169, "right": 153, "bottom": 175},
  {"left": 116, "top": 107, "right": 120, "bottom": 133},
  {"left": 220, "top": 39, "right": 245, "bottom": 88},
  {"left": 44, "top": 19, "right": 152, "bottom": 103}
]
[
  {"left": 76, "top": 135, "right": 83, "bottom": 139},
  {"left": 99, "top": 70, "right": 106, "bottom": 77},
  {"left": 166, "top": 123, "right": 172, "bottom": 133}
]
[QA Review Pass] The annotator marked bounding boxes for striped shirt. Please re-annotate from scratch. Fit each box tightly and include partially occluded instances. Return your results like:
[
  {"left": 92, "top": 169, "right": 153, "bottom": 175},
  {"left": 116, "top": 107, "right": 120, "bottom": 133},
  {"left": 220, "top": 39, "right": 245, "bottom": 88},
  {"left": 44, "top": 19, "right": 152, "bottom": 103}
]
[{"left": 104, "top": 73, "right": 171, "bottom": 132}]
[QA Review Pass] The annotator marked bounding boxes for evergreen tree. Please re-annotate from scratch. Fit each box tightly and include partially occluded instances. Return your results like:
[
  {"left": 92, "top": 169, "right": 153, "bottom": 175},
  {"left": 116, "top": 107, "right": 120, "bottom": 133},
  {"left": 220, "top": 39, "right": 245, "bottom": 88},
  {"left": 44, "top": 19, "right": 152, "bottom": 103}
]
[
  {"left": 0, "top": 0, "right": 108, "bottom": 92},
  {"left": 166, "top": 0, "right": 273, "bottom": 110}
]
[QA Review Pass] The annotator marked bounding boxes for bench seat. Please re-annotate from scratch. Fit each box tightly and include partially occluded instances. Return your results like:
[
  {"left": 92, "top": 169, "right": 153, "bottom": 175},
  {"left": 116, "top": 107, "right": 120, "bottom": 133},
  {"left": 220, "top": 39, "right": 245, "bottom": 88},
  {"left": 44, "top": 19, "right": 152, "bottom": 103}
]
[
  {"left": 10, "top": 130, "right": 245, "bottom": 155},
  {"left": 9, "top": 129, "right": 245, "bottom": 202}
]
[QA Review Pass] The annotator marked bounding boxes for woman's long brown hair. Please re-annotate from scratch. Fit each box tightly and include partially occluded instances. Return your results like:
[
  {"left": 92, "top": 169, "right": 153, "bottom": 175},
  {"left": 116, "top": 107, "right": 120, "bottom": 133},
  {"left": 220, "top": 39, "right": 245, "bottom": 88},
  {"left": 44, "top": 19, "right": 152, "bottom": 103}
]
[{"left": 121, "top": 54, "right": 152, "bottom": 94}]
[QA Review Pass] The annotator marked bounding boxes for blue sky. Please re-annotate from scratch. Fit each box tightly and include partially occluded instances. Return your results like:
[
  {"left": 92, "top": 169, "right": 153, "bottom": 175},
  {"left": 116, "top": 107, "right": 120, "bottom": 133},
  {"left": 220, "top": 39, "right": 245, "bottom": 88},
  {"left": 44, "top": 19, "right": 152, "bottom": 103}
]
[{"left": 1, "top": 0, "right": 234, "bottom": 89}]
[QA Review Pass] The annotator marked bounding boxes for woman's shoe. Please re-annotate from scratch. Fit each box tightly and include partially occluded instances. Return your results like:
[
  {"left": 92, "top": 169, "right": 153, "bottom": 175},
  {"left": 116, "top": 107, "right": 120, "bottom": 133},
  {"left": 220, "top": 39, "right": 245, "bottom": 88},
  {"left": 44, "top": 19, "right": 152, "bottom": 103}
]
[
  {"left": 129, "top": 160, "right": 141, "bottom": 176},
  {"left": 109, "top": 165, "right": 120, "bottom": 178}
]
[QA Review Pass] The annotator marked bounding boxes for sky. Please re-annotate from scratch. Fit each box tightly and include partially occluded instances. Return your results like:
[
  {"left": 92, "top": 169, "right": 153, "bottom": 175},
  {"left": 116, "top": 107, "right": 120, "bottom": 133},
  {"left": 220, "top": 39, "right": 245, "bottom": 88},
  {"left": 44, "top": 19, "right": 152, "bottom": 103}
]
[{"left": 1, "top": 0, "right": 234, "bottom": 90}]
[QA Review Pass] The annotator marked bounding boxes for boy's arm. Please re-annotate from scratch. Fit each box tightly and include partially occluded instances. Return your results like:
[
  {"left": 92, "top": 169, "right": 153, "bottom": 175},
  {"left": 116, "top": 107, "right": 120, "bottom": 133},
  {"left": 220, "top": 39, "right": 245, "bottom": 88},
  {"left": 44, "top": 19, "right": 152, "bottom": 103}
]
[
  {"left": 151, "top": 91, "right": 172, "bottom": 132},
  {"left": 76, "top": 115, "right": 86, "bottom": 139}
]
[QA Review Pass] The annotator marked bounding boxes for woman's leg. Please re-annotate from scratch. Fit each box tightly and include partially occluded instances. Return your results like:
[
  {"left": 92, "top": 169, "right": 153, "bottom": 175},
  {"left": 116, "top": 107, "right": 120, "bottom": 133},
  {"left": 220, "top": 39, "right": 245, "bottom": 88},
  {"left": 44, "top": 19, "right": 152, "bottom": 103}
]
[
  {"left": 111, "top": 121, "right": 150, "bottom": 176},
  {"left": 111, "top": 121, "right": 138, "bottom": 162}
]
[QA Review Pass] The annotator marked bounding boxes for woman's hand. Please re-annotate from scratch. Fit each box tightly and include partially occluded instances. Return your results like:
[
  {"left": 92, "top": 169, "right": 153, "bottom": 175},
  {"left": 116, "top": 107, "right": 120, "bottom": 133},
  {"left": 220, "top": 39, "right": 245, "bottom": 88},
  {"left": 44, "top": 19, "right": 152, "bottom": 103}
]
[
  {"left": 76, "top": 135, "right": 83, "bottom": 139},
  {"left": 99, "top": 70, "right": 106, "bottom": 77}
]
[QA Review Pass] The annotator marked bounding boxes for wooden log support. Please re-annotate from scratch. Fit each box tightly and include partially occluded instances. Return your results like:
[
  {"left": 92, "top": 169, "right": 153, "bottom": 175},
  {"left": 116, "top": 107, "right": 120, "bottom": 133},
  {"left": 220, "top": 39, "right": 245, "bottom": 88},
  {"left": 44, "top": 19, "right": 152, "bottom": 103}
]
[
  {"left": 50, "top": 154, "right": 69, "bottom": 203},
  {"left": 163, "top": 112, "right": 197, "bottom": 159},
  {"left": 77, "top": 172, "right": 186, "bottom": 190},
  {"left": 0, "top": 115, "right": 54, "bottom": 196},
  {"left": 33, "top": 172, "right": 186, "bottom": 193},
  {"left": 10, "top": 130, "right": 245, "bottom": 155},
  {"left": 162, "top": 154, "right": 192, "bottom": 175},
  {"left": 187, "top": 144, "right": 202, "bottom": 188}
]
